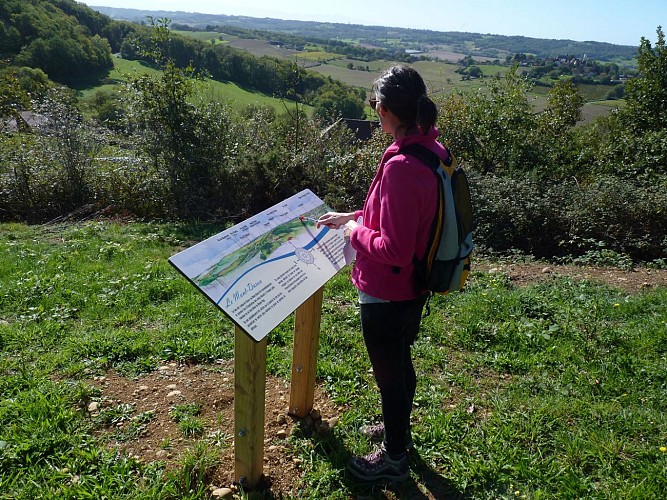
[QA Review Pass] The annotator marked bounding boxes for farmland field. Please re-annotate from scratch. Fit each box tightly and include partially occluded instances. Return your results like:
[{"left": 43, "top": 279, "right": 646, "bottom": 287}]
[
  {"left": 173, "top": 30, "right": 229, "bottom": 45},
  {"left": 169, "top": 30, "right": 618, "bottom": 124},
  {"left": 76, "top": 56, "right": 310, "bottom": 114}
]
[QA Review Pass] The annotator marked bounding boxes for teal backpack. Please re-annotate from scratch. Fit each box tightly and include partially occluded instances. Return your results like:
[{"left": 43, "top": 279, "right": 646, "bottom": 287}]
[{"left": 400, "top": 143, "right": 474, "bottom": 295}]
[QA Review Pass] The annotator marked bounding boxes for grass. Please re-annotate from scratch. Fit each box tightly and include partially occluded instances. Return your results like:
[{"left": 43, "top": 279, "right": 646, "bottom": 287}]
[
  {"left": 75, "top": 56, "right": 161, "bottom": 98},
  {"left": 167, "top": 29, "right": 620, "bottom": 119},
  {"left": 66, "top": 33, "right": 620, "bottom": 128},
  {"left": 1, "top": 222, "right": 666, "bottom": 498},
  {"left": 173, "top": 30, "right": 229, "bottom": 45},
  {"left": 171, "top": 403, "right": 205, "bottom": 437},
  {"left": 76, "top": 56, "right": 311, "bottom": 114}
]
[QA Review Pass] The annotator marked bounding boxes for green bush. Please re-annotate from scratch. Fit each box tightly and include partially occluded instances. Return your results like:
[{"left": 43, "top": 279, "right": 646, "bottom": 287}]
[
  {"left": 3, "top": 113, "right": 666, "bottom": 263},
  {"left": 468, "top": 172, "right": 667, "bottom": 262},
  {"left": 0, "top": 135, "right": 59, "bottom": 222},
  {"left": 563, "top": 175, "right": 667, "bottom": 261},
  {"left": 471, "top": 173, "right": 569, "bottom": 257}
]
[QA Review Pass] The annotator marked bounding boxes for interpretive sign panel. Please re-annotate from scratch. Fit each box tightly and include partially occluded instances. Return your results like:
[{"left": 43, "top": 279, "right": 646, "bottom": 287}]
[{"left": 169, "top": 189, "right": 351, "bottom": 341}]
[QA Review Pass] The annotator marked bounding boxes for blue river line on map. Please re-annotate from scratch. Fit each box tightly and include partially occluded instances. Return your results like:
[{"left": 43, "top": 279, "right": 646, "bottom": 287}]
[
  {"left": 215, "top": 226, "right": 330, "bottom": 304},
  {"left": 190, "top": 206, "right": 326, "bottom": 291}
]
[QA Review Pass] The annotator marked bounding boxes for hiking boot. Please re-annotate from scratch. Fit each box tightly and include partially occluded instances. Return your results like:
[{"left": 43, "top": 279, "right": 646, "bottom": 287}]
[
  {"left": 348, "top": 445, "right": 409, "bottom": 482},
  {"left": 359, "top": 422, "right": 385, "bottom": 440},
  {"left": 358, "top": 422, "right": 414, "bottom": 450}
]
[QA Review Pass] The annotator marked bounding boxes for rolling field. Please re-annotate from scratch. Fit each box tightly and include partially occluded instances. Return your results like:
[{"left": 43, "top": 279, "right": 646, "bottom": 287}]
[
  {"left": 76, "top": 57, "right": 162, "bottom": 98},
  {"left": 78, "top": 32, "right": 619, "bottom": 124},
  {"left": 173, "top": 30, "right": 229, "bottom": 45},
  {"left": 77, "top": 56, "right": 310, "bottom": 114},
  {"left": 178, "top": 31, "right": 618, "bottom": 121},
  {"left": 178, "top": 30, "right": 344, "bottom": 65}
]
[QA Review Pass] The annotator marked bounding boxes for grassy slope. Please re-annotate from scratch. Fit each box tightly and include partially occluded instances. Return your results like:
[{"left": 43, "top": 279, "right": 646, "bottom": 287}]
[
  {"left": 1, "top": 222, "right": 665, "bottom": 498},
  {"left": 76, "top": 31, "right": 617, "bottom": 124},
  {"left": 78, "top": 56, "right": 311, "bottom": 114},
  {"left": 194, "top": 30, "right": 619, "bottom": 125}
]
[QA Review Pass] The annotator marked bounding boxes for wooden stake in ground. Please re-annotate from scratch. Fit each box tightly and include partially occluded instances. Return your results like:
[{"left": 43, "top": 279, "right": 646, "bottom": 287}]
[
  {"left": 232, "top": 287, "right": 324, "bottom": 489},
  {"left": 233, "top": 325, "right": 267, "bottom": 488},
  {"left": 289, "top": 287, "right": 324, "bottom": 418}
]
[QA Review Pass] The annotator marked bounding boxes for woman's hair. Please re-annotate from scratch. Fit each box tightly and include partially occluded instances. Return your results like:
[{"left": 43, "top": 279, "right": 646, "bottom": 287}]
[{"left": 373, "top": 65, "right": 438, "bottom": 134}]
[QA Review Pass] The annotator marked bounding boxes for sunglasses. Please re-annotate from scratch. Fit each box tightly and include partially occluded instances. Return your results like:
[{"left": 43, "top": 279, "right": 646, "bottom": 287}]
[{"left": 368, "top": 97, "right": 378, "bottom": 108}]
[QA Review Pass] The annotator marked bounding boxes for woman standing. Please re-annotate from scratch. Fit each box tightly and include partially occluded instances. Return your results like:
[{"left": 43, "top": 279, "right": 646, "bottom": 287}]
[{"left": 317, "top": 65, "right": 451, "bottom": 482}]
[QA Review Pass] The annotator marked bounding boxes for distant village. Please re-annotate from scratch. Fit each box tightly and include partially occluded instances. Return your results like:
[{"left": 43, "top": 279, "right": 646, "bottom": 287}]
[{"left": 509, "top": 53, "right": 631, "bottom": 84}]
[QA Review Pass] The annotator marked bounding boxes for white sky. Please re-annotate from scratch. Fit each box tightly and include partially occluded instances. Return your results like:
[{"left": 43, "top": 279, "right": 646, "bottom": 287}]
[{"left": 84, "top": 1, "right": 665, "bottom": 46}]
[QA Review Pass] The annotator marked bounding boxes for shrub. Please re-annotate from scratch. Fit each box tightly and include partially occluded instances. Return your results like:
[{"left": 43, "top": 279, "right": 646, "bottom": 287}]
[
  {"left": 0, "top": 135, "right": 62, "bottom": 222},
  {"left": 562, "top": 175, "right": 667, "bottom": 261},
  {"left": 471, "top": 173, "right": 569, "bottom": 257},
  {"left": 320, "top": 125, "right": 388, "bottom": 211},
  {"left": 470, "top": 172, "right": 667, "bottom": 262}
]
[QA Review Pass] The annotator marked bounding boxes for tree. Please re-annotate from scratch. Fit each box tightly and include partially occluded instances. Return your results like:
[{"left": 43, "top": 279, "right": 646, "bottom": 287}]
[
  {"left": 0, "top": 68, "right": 30, "bottom": 129},
  {"left": 37, "top": 87, "right": 101, "bottom": 211},
  {"left": 439, "top": 67, "right": 540, "bottom": 174},
  {"left": 2, "top": 0, "right": 114, "bottom": 84},
  {"left": 606, "top": 85, "right": 625, "bottom": 100},
  {"left": 622, "top": 26, "right": 667, "bottom": 133},
  {"left": 539, "top": 79, "right": 585, "bottom": 137},
  {"left": 585, "top": 26, "right": 667, "bottom": 177},
  {"left": 126, "top": 18, "right": 232, "bottom": 218},
  {"left": 89, "top": 90, "right": 125, "bottom": 130},
  {"left": 0, "top": 23, "right": 21, "bottom": 55},
  {"left": 459, "top": 55, "right": 475, "bottom": 67},
  {"left": 312, "top": 87, "right": 365, "bottom": 123},
  {"left": 466, "top": 66, "right": 483, "bottom": 79}
]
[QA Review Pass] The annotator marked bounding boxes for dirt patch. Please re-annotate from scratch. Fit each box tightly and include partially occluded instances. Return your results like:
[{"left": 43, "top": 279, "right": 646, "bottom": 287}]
[
  {"left": 88, "top": 263, "right": 666, "bottom": 496},
  {"left": 89, "top": 362, "right": 343, "bottom": 496},
  {"left": 476, "top": 261, "right": 667, "bottom": 293}
]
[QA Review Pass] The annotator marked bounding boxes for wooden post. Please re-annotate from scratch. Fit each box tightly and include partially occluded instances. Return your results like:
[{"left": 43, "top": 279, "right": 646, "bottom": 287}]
[
  {"left": 288, "top": 287, "right": 324, "bottom": 418},
  {"left": 234, "top": 324, "right": 267, "bottom": 489}
]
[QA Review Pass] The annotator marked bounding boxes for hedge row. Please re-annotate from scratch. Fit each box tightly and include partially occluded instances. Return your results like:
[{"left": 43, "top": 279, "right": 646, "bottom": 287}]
[{"left": 2, "top": 127, "right": 665, "bottom": 263}]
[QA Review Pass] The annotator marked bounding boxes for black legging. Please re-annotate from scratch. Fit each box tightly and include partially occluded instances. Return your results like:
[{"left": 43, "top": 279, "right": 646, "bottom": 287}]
[{"left": 360, "top": 293, "right": 428, "bottom": 456}]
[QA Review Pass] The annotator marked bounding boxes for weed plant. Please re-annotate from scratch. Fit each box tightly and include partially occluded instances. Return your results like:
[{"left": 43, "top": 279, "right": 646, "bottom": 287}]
[{"left": 1, "top": 222, "right": 665, "bottom": 499}]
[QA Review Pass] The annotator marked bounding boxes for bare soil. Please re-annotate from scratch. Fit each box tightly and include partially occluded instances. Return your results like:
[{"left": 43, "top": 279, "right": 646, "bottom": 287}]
[
  {"left": 88, "top": 263, "right": 667, "bottom": 497},
  {"left": 89, "top": 361, "right": 343, "bottom": 497},
  {"left": 476, "top": 261, "right": 667, "bottom": 293}
]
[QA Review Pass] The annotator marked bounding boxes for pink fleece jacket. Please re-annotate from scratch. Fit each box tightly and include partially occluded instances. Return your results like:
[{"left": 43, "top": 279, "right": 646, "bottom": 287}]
[{"left": 350, "top": 128, "right": 450, "bottom": 301}]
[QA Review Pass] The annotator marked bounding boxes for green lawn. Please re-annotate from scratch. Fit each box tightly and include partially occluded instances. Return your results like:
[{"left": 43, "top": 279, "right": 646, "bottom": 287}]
[
  {"left": 1, "top": 222, "right": 665, "bottom": 498},
  {"left": 173, "top": 30, "right": 229, "bottom": 45},
  {"left": 77, "top": 56, "right": 310, "bottom": 114}
]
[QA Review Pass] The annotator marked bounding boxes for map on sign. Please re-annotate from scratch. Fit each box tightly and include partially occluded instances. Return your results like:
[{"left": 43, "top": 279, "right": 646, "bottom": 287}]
[{"left": 169, "top": 189, "right": 352, "bottom": 341}]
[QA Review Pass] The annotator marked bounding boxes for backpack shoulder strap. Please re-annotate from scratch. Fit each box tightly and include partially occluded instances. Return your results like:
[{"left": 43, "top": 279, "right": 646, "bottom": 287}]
[{"left": 400, "top": 143, "right": 453, "bottom": 168}]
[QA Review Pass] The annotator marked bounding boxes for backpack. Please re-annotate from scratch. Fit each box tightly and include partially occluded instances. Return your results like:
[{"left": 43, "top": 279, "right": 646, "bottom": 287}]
[{"left": 400, "top": 143, "right": 474, "bottom": 295}]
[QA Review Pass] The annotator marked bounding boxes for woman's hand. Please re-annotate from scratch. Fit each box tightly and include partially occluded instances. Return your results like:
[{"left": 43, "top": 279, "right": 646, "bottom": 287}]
[
  {"left": 343, "top": 219, "right": 359, "bottom": 241},
  {"left": 316, "top": 211, "right": 356, "bottom": 229}
]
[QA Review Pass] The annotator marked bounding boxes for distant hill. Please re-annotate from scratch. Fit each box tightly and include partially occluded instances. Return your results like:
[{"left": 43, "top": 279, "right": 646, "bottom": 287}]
[
  {"left": 0, "top": 0, "right": 117, "bottom": 83},
  {"left": 0, "top": 0, "right": 365, "bottom": 117},
  {"left": 90, "top": 6, "right": 638, "bottom": 62}
]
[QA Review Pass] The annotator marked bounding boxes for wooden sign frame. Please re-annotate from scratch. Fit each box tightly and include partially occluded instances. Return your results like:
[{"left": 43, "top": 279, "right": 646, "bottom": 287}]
[
  {"left": 168, "top": 190, "right": 349, "bottom": 489},
  {"left": 233, "top": 287, "right": 324, "bottom": 489}
]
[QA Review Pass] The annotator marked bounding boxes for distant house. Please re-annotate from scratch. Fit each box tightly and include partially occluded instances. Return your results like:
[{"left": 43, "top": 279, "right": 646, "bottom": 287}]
[
  {"left": 5, "top": 111, "right": 50, "bottom": 133},
  {"left": 340, "top": 118, "right": 380, "bottom": 141},
  {"left": 321, "top": 118, "right": 380, "bottom": 142}
]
